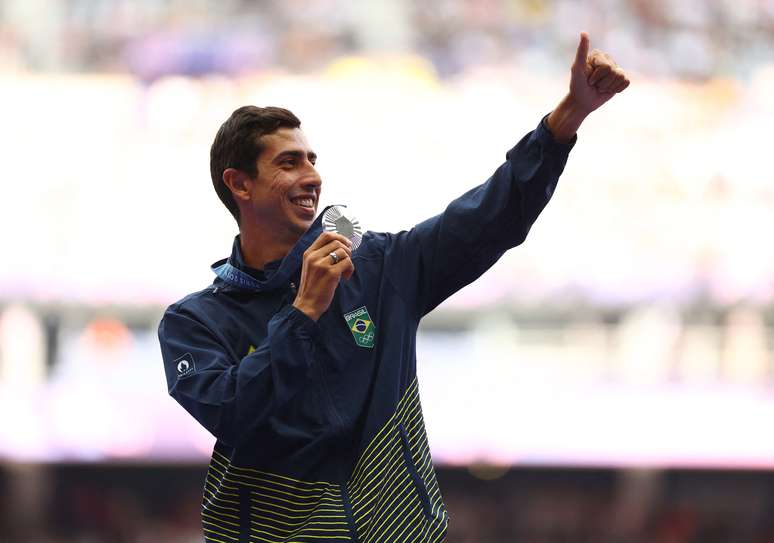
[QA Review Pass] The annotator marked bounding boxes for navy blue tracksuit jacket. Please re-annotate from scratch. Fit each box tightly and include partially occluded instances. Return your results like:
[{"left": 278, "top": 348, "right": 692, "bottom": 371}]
[{"left": 158, "top": 118, "right": 574, "bottom": 543}]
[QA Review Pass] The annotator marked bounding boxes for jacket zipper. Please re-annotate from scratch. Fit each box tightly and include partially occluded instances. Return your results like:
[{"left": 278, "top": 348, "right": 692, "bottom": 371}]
[
  {"left": 397, "top": 423, "right": 433, "bottom": 518},
  {"left": 340, "top": 483, "right": 360, "bottom": 542}
]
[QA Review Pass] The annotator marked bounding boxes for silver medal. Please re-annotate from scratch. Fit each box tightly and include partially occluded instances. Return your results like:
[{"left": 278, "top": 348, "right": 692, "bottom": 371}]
[{"left": 322, "top": 205, "right": 363, "bottom": 251}]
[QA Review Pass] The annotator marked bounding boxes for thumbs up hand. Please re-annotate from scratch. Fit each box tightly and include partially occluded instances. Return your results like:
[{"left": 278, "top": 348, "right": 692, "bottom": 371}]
[
  {"left": 546, "top": 32, "right": 630, "bottom": 142},
  {"left": 570, "top": 32, "right": 630, "bottom": 114}
]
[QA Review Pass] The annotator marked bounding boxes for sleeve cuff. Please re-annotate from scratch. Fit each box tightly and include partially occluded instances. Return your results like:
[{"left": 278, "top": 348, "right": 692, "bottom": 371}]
[
  {"left": 537, "top": 114, "right": 577, "bottom": 151},
  {"left": 283, "top": 304, "right": 322, "bottom": 341}
]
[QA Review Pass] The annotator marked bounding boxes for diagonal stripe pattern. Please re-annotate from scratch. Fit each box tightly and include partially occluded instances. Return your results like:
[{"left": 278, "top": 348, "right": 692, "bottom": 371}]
[{"left": 201, "top": 377, "right": 448, "bottom": 542}]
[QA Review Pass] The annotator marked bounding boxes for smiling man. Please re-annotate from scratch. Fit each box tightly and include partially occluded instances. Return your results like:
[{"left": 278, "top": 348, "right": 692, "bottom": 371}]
[{"left": 159, "top": 33, "right": 629, "bottom": 543}]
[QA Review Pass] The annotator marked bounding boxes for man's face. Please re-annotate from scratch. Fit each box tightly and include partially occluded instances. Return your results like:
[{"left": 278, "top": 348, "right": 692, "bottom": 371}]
[{"left": 249, "top": 127, "right": 321, "bottom": 240}]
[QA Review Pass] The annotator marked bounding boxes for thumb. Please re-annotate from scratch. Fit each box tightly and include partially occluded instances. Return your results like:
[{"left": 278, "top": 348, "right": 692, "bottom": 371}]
[{"left": 574, "top": 31, "right": 589, "bottom": 67}]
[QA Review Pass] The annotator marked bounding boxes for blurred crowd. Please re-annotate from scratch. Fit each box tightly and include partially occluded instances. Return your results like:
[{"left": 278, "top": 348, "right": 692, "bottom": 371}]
[
  {"left": 439, "top": 468, "right": 774, "bottom": 543},
  {"left": 4, "top": 465, "right": 774, "bottom": 543},
  {"left": 2, "top": 0, "right": 774, "bottom": 80}
]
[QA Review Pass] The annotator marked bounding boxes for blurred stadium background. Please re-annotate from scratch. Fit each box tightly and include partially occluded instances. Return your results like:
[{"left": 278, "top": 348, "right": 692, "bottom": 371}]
[{"left": 3, "top": 0, "right": 774, "bottom": 541}]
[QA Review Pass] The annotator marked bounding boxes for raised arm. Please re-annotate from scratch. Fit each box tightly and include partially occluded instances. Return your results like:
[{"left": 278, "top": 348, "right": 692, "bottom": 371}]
[
  {"left": 381, "top": 32, "right": 629, "bottom": 317},
  {"left": 381, "top": 118, "right": 573, "bottom": 317}
]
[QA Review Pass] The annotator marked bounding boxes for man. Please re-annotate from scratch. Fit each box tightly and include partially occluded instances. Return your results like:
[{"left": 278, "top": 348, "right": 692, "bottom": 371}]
[{"left": 159, "top": 33, "right": 628, "bottom": 543}]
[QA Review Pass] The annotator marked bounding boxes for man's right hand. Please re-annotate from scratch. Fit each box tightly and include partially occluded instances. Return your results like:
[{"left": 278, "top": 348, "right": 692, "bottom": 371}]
[{"left": 292, "top": 231, "right": 354, "bottom": 321}]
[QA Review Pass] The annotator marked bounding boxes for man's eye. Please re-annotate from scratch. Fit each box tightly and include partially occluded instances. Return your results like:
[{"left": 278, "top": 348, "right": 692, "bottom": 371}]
[{"left": 282, "top": 159, "right": 295, "bottom": 167}]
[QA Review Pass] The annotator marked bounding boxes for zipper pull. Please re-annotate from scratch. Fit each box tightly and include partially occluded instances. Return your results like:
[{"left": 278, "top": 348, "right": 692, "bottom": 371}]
[{"left": 289, "top": 282, "right": 297, "bottom": 295}]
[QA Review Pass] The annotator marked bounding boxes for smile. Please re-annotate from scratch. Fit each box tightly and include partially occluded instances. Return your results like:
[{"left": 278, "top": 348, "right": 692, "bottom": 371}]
[{"left": 290, "top": 197, "right": 315, "bottom": 209}]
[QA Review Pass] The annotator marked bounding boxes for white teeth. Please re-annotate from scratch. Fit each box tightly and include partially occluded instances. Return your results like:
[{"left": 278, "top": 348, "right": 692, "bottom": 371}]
[{"left": 293, "top": 198, "right": 314, "bottom": 208}]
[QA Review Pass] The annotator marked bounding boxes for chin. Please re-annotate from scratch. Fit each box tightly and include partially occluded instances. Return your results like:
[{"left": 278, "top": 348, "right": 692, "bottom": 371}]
[{"left": 292, "top": 218, "right": 314, "bottom": 235}]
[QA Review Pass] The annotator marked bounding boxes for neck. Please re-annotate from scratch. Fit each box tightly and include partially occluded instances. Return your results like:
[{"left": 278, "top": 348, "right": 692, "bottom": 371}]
[{"left": 239, "top": 225, "right": 298, "bottom": 270}]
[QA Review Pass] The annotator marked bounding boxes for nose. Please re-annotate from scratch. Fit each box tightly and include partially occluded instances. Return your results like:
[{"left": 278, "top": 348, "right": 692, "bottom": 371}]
[
  {"left": 301, "top": 176, "right": 321, "bottom": 192},
  {"left": 301, "top": 164, "right": 322, "bottom": 190}
]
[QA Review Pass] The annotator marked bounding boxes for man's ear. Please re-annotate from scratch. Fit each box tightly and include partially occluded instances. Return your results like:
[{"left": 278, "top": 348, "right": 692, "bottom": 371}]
[{"left": 222, "top": 168, "right": 252, "bottom": 202}]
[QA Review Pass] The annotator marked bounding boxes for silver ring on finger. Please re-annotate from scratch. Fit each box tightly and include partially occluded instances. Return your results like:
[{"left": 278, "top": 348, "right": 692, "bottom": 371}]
[{"left": 329, "top": 251, "right": 340, "bottom": 265}]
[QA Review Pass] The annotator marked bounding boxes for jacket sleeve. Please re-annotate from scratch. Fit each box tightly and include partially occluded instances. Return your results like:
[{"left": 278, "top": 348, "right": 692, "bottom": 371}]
[
  {"left": 158, "top": 303, "right": 319, "bottom": 447},
  {"left": 383, "top": 117, "right": 575, "bottom": 317}
]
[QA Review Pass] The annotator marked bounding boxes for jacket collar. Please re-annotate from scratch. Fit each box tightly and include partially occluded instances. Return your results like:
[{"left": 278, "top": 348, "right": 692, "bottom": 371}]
[{"left": 211, "top": 206, "right": 332, "bottom": 292}]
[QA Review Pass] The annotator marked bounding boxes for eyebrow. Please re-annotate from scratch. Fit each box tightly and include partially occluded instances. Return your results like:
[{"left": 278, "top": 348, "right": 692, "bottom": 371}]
[{"left": 272, "top": 150, "right": 317, "bottom": 163}]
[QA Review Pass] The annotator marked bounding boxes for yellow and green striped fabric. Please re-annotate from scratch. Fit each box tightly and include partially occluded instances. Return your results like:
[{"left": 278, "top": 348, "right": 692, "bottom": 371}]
[{"left": 201, "top": 378, "right": 448, "bottom": 543}]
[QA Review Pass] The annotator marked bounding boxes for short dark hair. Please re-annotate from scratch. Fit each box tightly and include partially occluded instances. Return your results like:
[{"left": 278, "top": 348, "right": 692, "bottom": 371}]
[{"left": 210, "top": 106, "right": 301, "bottom": 224}]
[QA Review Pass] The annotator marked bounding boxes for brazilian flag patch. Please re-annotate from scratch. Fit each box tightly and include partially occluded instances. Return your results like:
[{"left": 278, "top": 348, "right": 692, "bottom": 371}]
[{"left": 343, "top": 306, "right": 376, "bottom": 348}]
